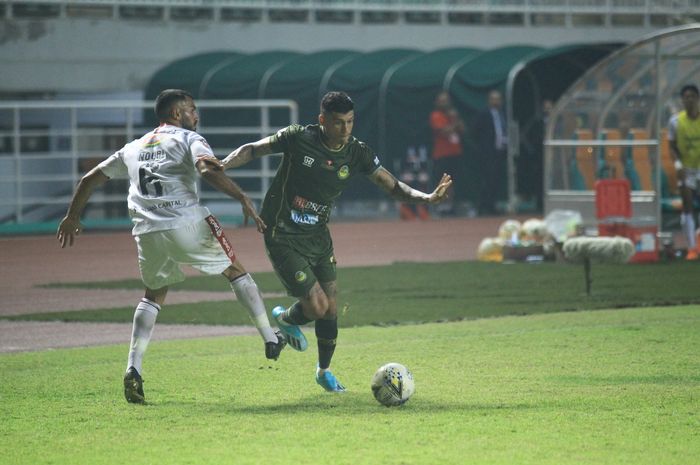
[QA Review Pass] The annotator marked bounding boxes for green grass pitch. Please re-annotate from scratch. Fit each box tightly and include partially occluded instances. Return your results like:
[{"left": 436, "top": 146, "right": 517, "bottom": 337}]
[{"left": 1, "top": 261, "right": 699, "bottom": 464}]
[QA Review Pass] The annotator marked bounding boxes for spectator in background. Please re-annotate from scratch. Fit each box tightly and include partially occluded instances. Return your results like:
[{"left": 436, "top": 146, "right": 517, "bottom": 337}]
[
  {"left": 669, "top": 84, "right": 700, "bottom": 260},
  {"left": 519, "top": 99, "right": 552, "bottom": 212},
  {"left": 475, "top": 89, "right": 508, "bottom": 215},
  {"left": 429, "top": 91, "right": 465, "bottom": 216}
]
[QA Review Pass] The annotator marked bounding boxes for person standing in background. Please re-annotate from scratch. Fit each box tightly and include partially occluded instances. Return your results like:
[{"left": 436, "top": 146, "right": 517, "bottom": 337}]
[
  {"left": 429, "top": 91, "right": 465, "bottom": 216},
  {"left": 475, "top": 89, "right": 508, "bottom": 216},
  {"left": 669, "top": 84, "right": 700, "bottom": 260}
]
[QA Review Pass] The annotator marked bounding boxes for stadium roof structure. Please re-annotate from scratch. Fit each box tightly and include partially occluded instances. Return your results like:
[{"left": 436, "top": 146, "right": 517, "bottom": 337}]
[
  {"left": 544, "top": 24, "right": 700, "bottom": 230},
  {"left": 145, "top": 44, "right": 622, "bottom": 202}
]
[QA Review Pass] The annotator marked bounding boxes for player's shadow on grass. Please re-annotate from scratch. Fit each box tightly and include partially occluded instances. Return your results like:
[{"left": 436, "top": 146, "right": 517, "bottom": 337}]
[{"left": 153, "top": 395, "right": 537, "bottom": 415}]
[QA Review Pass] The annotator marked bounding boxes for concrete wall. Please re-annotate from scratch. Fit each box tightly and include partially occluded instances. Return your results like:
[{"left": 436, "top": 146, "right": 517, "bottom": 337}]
[{"left": 0, "top": 16, "right": 659, "bottom": 95}]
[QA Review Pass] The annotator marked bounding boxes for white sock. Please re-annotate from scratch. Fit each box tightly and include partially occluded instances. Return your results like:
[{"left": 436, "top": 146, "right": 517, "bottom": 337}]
[
  {"left": 230, "top": 274, "right": 277, "bottom": 344},
  {"left": 682, "top": 212, "right": 696, "bottom": 249},
  {"left": 127, "top": 298, "right": 159, "bottom": 374}
]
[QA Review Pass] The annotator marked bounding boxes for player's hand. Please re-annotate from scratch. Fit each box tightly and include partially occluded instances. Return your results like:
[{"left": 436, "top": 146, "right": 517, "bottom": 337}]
[
  {"left": 56, "top": 216, "right": 82, "bottom": 248},
  {"left": 196, "top": 155, "right": 224, "bottom": 171},
  {"left": 239, "top": 195, "right": 267, "bottom": 233},
  {"left": 428, "top": 173, "right": 453, "bottom": 204}
]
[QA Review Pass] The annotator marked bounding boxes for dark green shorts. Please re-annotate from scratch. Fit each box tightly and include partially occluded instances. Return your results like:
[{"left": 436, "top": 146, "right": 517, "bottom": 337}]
[{"left": 264, "top": 229, "right": 337, "bottom": 297}]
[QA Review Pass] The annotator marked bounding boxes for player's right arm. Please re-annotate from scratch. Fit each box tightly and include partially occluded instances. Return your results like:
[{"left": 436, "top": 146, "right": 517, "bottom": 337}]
[
  {"left": 221, "top": 136, "right": 276, "bottom": 170},
  {"left": 57, "top": 167, "right": 110, "bottom": 248},
  {"left": 196, "top": 159, "right": 266, "bottom": 232}
]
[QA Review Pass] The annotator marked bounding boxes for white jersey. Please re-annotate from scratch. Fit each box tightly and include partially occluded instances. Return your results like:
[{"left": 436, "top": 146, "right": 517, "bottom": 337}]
[{"left": 97, "top": 124, "right": 214, "bottom": 235}]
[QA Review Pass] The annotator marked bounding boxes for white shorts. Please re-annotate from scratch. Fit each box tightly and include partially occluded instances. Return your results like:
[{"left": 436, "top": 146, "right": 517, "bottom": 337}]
[
  {"left": 135, "top": 215, "right": 235, "bottom": 290},
  {"left": 681, "top": 168, "right": 700, "bottom": 191}
]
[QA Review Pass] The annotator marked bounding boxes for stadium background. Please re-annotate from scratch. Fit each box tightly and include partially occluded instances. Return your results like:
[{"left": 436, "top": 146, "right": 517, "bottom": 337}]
[
  {"left": 3, "top": 1, "right": 698, "bottom": 230},
  {"left": 1, "top": 2, "right": 699, "bottom": 348}
]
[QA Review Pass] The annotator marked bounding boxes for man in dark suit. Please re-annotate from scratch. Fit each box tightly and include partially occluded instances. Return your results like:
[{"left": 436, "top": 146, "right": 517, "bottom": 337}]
[{"left": 474, "top": 89, "right": 508, "bottom": 215}]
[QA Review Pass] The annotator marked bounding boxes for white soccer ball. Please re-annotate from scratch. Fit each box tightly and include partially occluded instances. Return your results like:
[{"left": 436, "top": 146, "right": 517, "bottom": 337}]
[{"left": 371, "top": 362, "right": 415, "bottom": 407}]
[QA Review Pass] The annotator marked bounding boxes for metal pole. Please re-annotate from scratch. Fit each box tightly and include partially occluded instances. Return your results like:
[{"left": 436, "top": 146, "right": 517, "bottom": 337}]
[
  {"left": 13, "top": 106, "right": 22, "bottom": 223},
  {"left": 506, "top": 61, "right": 527, "bottom": 214},
  {"left": 654, "top": 40, "right": 662, "bottom": 234}
]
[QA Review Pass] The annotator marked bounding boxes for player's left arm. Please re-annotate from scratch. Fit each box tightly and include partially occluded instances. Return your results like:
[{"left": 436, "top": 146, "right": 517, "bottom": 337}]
[
  {"left": 369, "top": 167, "right": 452, "bottom": 204},
  {"left": 196, "top": 159, "right": 266, "bottom": 232}
]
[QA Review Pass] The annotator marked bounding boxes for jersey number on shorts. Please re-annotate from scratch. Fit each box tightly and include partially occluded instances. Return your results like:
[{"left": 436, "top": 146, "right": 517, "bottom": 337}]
[{"left": 138, "top": 167, "right": 163, "bottom": 197}]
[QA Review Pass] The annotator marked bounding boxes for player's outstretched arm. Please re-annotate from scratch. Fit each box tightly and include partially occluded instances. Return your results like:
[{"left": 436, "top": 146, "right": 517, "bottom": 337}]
[
  {"left": 369, "top": 167, "right": 452, "bottom": 204},
  {"left": 57, "top": 168, "right": 110, "bottom": 248},
  {"left": 196, "top": 158, "right": 267, "bottom": 233},
  {"left": 221, "top": 137, "right": 276, "bottom": 170}
]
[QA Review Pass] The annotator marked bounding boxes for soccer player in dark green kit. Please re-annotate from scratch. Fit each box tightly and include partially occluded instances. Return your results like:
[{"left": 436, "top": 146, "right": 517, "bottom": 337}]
[{"left": 220, "top": 92, "right": 452, "bottom": 392}]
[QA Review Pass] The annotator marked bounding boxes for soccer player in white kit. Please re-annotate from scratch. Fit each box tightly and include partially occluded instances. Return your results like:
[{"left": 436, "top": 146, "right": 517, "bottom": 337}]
[{"left": 56, "top": 89, "right": 285, "bottom": 404}]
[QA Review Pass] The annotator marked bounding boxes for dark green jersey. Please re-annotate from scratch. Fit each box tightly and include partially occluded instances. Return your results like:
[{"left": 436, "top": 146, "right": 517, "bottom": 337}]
[{"left": 262, "top": 124, "right": 382, "bottom": 236}]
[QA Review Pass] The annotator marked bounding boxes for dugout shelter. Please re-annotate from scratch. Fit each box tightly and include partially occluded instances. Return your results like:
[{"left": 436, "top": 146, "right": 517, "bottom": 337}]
[
  {"left": 544, "top": 24, "right": 700, "bottom": 231},
  {"left": 142, "top": 45, "right": 622, "bottom": 206}
]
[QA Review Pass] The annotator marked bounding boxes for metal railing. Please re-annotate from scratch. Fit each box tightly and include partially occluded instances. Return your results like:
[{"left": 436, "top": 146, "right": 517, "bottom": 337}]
[
  {"left": 0, "top": 99, "right": 297, "bottom": 224},
  {"left": 8, "top": 0, "right": 700, "bottom": 15}
]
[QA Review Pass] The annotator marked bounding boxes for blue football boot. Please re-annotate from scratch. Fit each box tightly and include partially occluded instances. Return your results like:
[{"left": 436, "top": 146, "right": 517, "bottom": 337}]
[
  {"left": 272, "top": 306, "right": 308, "bottom": 352},
  {"left": 315, "top": 367, "right": 346, "bottom": 392}
]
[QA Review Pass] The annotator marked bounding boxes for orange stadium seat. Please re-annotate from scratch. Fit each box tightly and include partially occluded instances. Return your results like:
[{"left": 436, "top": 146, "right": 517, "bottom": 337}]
[{"left": 628, "top": 128, "right": 654, "bottom": 191}]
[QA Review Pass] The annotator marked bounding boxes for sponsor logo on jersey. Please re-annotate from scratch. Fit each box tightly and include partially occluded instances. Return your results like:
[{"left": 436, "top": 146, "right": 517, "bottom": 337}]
[
  {"left": 303, "top": 156, "right": 315, "bottom": 167},
  {"left": 206, "top": 215, "right": 224, "bottom": 237},
  {"left": 291, "top": 209, "right": 319, "bottom": 225},
  {"left": 144, "top": 199, "right": 183, "bottom": 212},
  {"left": 337, "top": 165, "right": 350, "bottom": 180},
  {"left": 143, "top": 135, "right": 162, "bottom": 148},
  {"left": 292, "top": 196, "right": 329, "bottom": 215},
  {"left": 294, "top": 271, "right": 307, "bottom": 283},
  {"left": 205, "top": 215, "right": 235, "bottom": 262}
]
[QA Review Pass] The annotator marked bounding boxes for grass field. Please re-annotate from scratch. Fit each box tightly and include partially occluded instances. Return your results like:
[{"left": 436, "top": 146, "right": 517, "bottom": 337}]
[
  {"left": 2, "top": 306, "right": 699, "bottom": 464},
  {"left": 12, "top": 261, "right": 700, "bottom": 326},
  {"left": 2, "top": 261, "right": 699, "bottom": 464}
]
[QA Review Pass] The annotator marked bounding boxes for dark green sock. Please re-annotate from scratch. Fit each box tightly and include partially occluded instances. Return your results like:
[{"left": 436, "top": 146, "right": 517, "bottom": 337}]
[
  {"left": 283, "top": 301, "right": 312, "bottom": 326},
  {"left": 315, "top": 317, "right": 338, "bottom": 370}
]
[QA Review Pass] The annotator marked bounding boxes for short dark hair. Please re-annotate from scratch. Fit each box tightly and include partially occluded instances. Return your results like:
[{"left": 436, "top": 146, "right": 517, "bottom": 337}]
[
  {"left": 321, "top": 91, "right": 354, "bottom": 114},
  {"left": 155, "top": 89, "right": 193, "bottom": 121},
  {"left": 680, "top": 84, "right": 699, "bottom": 97}
]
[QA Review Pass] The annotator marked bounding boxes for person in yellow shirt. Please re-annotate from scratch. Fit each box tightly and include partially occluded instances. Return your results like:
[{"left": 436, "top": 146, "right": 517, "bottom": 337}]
[{"left": 669, "top": 84, "right": 700, "bottom": 260}]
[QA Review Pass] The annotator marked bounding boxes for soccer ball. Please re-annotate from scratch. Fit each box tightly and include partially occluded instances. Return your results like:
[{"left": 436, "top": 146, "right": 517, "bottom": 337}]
[{"left": 371, "top": 363, "right": 415, "bottom": 407}]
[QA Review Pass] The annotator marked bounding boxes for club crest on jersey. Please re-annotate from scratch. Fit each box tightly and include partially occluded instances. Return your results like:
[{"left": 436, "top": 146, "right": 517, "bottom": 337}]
[
  {"left": 337, "top": 165, "right": 350, "bottom": 180},
  {"left": 294, "top": 271, "right": 307, "bottom": 283},
  {"left": 303, "top": 156, "right": 315, "bottom": 167}
]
